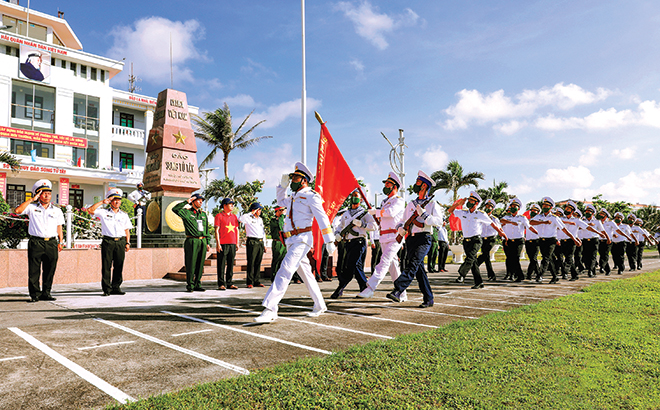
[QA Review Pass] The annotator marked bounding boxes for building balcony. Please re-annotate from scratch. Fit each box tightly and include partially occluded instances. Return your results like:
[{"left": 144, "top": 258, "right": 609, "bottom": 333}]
[{"left": 112, "top": 125, "right": 145, "bottom": 147}]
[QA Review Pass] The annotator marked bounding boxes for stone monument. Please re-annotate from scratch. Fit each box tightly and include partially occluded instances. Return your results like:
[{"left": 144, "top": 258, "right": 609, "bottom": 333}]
[{"left": 141, "top": 89, "right": 202, "bottom": 247}]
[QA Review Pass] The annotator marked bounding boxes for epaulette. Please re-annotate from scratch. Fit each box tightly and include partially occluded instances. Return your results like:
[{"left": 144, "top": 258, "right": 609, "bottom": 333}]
[{"left": 477, "top": 210, "right": 487, "bottom": 215}]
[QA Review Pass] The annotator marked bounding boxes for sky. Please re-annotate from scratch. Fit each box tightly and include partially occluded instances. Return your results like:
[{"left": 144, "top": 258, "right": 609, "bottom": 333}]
[{"left": 33, "top": 0, "right": 660, "bottom": 209}]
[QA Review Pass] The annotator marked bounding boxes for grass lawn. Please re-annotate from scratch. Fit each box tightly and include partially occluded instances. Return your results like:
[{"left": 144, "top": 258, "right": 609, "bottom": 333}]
[{"left": 109, "top": 270, "right": 660, "bottom": 410}]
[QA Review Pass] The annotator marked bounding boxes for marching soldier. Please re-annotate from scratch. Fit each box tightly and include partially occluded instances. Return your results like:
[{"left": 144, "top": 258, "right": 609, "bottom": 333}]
[
  {"left": 624, "top": 214, "right": 640, "bottom": 271},
  {"left": 269, "top": 206, "right": 287, "bottom": 281},
  {"left": 357, "top": 172, "right": 407, "bottom": 301},
  {"left": 579, "top": 204, "right": 608, "bottom": 277},
  {"left": 255, "top": 162, "right": 336, "bottom": 323},
  {"left": 476, "top": 199, "right": 500, "bottom": 281},
  {"left": 558, "top": 201, "right": 592, "bottom": 281},
  {"left": 331, "top": 191, "right": 377, "bottom": 298},
  {"left": 598, "top": 209, "right": 630, "bottom": 275},
  {"left": 447, "top": 191, "right": 507, "bottom": 289},
  {"left": 87, "top": 188, "right": 133, "bottom": 296},
  {"left": 525, "top": 204, "right": 541, "bottom": 280},
  {"left": 15, "top": 180, "right": 64, "bottom": 303},
  {"left": 573, "top": 209, "right": 586, "bottom": 273},
  {"left": 500, "top": 197, "right": 537, "bottom": 282},
  {"left": 632, "top": 218, "right": 655, "bottom": 270},
  {"left": 611, "top": 212, "right": 635, "bottom": 274},
  {"left": 386, "top": 171, "right": 444, "bottom": 306},
  {"left": 173, "top": 194, "right": 211, "bottom": 292},
  {"left": 240, "top": 202, "right": 267, "bottom": 288}
]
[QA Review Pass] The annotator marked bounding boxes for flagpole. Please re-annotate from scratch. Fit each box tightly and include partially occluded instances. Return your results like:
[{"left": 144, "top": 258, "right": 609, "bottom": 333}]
[{"left": 301, "top": 0, "right": 307, "bottom": 164}]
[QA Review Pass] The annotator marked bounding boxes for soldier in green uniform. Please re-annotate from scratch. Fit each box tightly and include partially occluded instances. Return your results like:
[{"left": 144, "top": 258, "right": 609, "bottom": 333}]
[
  {"left": 173, "top": 193, "right": 211, "bottom": 292},
  {"left": 269, "top": 206, "right": 287, "bottom": 281},
  {"left": 427, "top": 226, "right": 439, "bottom": 272}
]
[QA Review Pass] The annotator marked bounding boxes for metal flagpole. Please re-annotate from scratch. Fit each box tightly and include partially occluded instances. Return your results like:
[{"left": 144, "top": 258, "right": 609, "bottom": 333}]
[
  {"left": 301, "top": 0, "right": 307, "bottom": 164},
  {"left": 25, "top": 0, "right": 31, "bottom": 38}
]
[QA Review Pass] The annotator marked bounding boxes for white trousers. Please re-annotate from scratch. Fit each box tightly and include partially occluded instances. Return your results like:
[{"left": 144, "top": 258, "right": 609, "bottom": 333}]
[
  {"left": 366, "top": 240, "right": 405, "bottom": 296},
  {"left": 262, "top": 241, "right": 326, "bottom": 313}
]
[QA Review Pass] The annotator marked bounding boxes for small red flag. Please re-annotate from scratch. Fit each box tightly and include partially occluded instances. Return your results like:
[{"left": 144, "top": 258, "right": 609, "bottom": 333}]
[
  {"left": 312, "top": 122, "right": 359, "bottom": 274},
  {"left": 448, "top": 199, "right": 463, "bottom": 232},
  {"left": 76, "top": 157, "right": 82, "bottom": 167}
]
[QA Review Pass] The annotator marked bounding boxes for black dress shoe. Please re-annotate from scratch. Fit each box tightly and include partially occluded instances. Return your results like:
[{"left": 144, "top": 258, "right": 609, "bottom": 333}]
[
  {"left": 27, "top": 298, "right": 39, "bottom": 303},
  {"left": 186, "top": 288, "right": 193, "bottom": 293},
  {"left": 330, "top": 288, "right": 343, "bottom": 299},
  {"left": 193, "top": 287, "right": 205, "bottom": 292},
  {"left": 569, "top": 277, "right": 578, "bottom": 281},
  {"left": 471, "top": 283, "right": 484, "bottom": 289},
  {"left": 549, "top": 277, "right": 559, "bottom": 284},
  {"left": 419, "top": 301, "right": 434, "bottom": 308},
  {"left": 102, "top": 292, "right": 110, "bottom": 296},
  {"left": 386, "top": 290, "right": 401, "bottom": 302},
  {"left": 39, "top": 294, "right": 56, "bottom": 301},
  {"left": 455, "top": 276, "right": 464, "bottom": 283},
  {"left": 110, "top": 290, "right": 126, "bottom": 295}
]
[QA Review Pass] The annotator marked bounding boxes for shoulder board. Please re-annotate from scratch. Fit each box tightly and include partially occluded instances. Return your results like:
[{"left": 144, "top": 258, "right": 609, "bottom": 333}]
[{"left": 477, "top": 210, "right": 487, "bottom": 215}]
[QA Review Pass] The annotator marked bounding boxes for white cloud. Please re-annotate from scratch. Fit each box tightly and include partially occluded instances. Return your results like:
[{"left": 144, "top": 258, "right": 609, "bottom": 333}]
[
  {"left": 251, "top": 98, "right": 322, "bottom": 129},
  {"left": 107, "top": 17, "right": 207, "bottom": 85},
  {"left": 493, "top": 120, "right": 527, "bottom": 135},
  {"left": 534, "top": 102, "right": 660, "bottom": 132},
  {"left": 336, "top": 1, "right": 420, "bottom": 50},
  {"left": 541, "top": 165, "right": 594, "bottom": 188},
  {"left": 584, "top": 168, "right": 660, "bottom": 204},
  {"left": 222, "top": 94, "right": 257, "bottom": 107},
  {"left": 509, "top": 183, "right": 533, "bottom": 195},
  {"left": 241, "top": 144, "right": 297, "bottom": 188},
  {"left": 612, "top": 147, "right": 636, "bottom": 160},
  {"left": 579, "top": 147, "right": 602, "bottom": 166},
  {"left": 350, "top": 58, "right": 365, "bottom": 75},
  {"left": 518, "top": 83, "right": 610, "bottom": 110},
  {"left": 416, "top": 145, "right": 449, "bottom": 171}
]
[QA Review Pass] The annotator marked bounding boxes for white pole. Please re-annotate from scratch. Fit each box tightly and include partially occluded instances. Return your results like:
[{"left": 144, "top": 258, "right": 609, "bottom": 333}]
[
  {"left": 65, "top": 205, "right": 72, "bottom": 249},
  {"left": 398, "top": 129, "right": 405, "bottom": 200},
  {"left": 301, "top": 0, "right": 307, "bottom": 164},
  {"left": 25, "top": 0, "right": 31, "bottom": 38},
  {"left": 137, "top": 208, "right": 142, "bottom": 249}
]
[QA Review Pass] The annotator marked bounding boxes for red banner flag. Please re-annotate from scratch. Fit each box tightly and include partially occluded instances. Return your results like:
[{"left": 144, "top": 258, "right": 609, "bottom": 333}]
[
  {"left": 313, "top": 122, "right": 359, "bottom": 274},
  {"left": 448, "top": 199, "right": 463, "bottom": 232}
]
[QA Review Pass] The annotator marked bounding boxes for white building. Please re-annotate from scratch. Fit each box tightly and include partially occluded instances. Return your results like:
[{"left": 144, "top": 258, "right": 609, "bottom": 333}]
[{"left": 0, "top": 1, "right": 197, "bottom": 208}]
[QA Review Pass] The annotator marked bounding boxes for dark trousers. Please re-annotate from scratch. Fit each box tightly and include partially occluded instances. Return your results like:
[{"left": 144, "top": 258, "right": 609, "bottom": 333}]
[
  {"left": 437, "top": 241, "right": 449, "bottom": 270},
  {"left": 612, "top": 242, "right": 626, "bottom": 273},
  {"left": 319, "top": 249, "right": 330, "bottom": 280},
  {"left": 426, "top": 239, "right": 438, "bottom": 272},
  {"left": 574, "top": 245, "right": 585, "bottom": 271},
  {"left": 338, "top": 238, "right": 368, "bottom": 290},
  {"left": 539, "top": 238, "right": 558, "bottom": 280},
  {"left": 598, "top": 240, "right": 611, "bottom": 274},
  {"left": 636, "top": 241, "right": 645, "bottom": 269},
  {"left": 504, "top": 238, "right": 525, "bottom": 281},
  {"left": 335, "top": 241, "right": 346, "bottom": 278},
  {"left": 27, "top": 238, "right": 58, "bottom": 299},
  {"left": 525, "top": 239, "right": 539, "bottom": 279},
  {"left": 246, "top": 238, "right": 264, "bottom": 285},
  {"left": 458, "top": 236, "right": 483, "bottom": 285},
  {"left": 560, "top": 239, "right": 578, "bottom": 279},
  {"left": 625, "top": 242, "right": 637, "bottom": 270},
  {"left": 476, "top": 235, "right": 496, "bottom": 279},
  {"left": 270, "top": 240, "right": 286, "bottom": 281},
  {"left": 217, "top": 243, "right": 236, "bottom": 287},
  {"left": 101, "top": 237, "right": 126, "bottom": 293},
  {"left": 371, "top": 240, "right": 382, "bottom": 273},
  {"left": 184, "top": 238, "right": 206, "bottom": 290},
  {"left": 398, "top": 241, "right": 407, "bottom": 271},
  {"left": 393, "top": 233, "right": 434, "bottom": 303},
  {"left": 582, "top": 238, "right": 599, "bottom": 276}
]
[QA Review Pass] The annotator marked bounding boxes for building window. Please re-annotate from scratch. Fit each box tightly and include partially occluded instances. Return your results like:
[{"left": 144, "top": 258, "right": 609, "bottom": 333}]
[
  {"left": 101, "top": 70, "right": 106, "bottom": 83},
  {"left": 119, "top": 152, "right": 134, "bottom": 170},
  {"left": 119, "top": 113, "right": 134, "bottom": 128},
  {"left": 10, "top": 139, "right": 54, "bottom": 159},
  {"left": 70, "top": 189, "right": 84, "bottom": 209},
  {"left": 2, "top": 16, "right": 47, "bottom": 42},
  {"left": 6, "top": 185, "right": 26, "bottom": 209},
  {"left": 11, "top": 80, "right": 55, "bottom": 133},
  {"left": 91, "top": 67, "right": 97, "bottom": 81},
  {"left": 53, "top": 34, "right": 64, "bottom": 47},
  {"left": 70, "top": 62, "right": 77, "bottom": 76},
  {"left": 60, "top": 59, "right": 66, "bottom": 69},
  {"left": 73, "top": 93, "right": 100, "bottom": 137},
  {"left": 80, "top": 65, "right": 87, "bottom": 79}
]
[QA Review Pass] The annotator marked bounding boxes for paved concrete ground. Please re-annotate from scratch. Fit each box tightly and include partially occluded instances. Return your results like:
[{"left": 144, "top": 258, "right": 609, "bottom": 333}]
[{"left": 1, "top": 256, "right": 659, "bottom": 409}]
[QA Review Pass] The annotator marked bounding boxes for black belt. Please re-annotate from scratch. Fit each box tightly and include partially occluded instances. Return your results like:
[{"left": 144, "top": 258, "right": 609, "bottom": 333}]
[
  {"left": 560, "top": 239, "right": 573, "bottom": 242},
  {"left": 540, "top": 237, "right": 556, "bottom": 241},
  {"left": 482, "top": 235, "right": 497, "bottom": 240},
  {"left": 247, "top": 237, "right": 263, "bottom": 241},
  {"left": 583, "top": 238, "right": 598, "bottom": 241},
  {"left": 29, "top": 235, "right": 58, "bottom": 242},
  {"left": 347, "top": 237, "right": 366, "bottom": 243},
  {"left": 508, "top": 237, "right": 524, "bottom": 241},
  {"left": 464, "top": 235, "right": 480, "bottom": 242},
  {"left": 103, "top": 236, "right": 125, "bottom": 241}
]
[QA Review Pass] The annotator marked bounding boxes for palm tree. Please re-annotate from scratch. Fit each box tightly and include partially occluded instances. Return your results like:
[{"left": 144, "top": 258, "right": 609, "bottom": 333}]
[
  {"left": 0, "top": 152, "right": 21, "bottom": 172},
  {"left": 430, "top": 160, "right": 484, "bottom": 203},
  {"left": 191, "top": 103, "right": 272, "bottom": 178},
  {"left": 477, "top": 179, "right": 510, "bottom": 205}
]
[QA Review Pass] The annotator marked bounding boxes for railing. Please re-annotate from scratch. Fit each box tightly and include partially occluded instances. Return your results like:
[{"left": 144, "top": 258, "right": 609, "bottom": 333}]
[{"left": 112, "top": 125, "right": 145, "bottom": 141}]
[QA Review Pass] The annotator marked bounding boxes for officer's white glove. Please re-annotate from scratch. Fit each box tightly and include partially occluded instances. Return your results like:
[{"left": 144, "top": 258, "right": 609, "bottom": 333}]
[
  {"left": 280, "top": 173, "right": 290, "bottom": 188},
  {"left": 416, "top": 204, "right": 425, "bottom": 216},
  {"left": 352, "top": 219, "right": 361, "bottom": 226},
  {"left": 397, "top": 227, "right": 407, "bottom": 237},
  {"left": 368, "top": 208, "right": 379, "bottom": 216},
  {"left": 325, "top": 242, "right": 337, "bottom": 255}
]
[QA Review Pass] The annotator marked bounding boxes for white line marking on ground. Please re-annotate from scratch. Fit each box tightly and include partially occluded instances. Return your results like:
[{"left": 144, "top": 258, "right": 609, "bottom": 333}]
[
  {"left": 94, "top": 318, "right": 249, "bottom": 375},
  {"left": 8, "top": 327, "right": 134, "bottom": 404},
  {"left": 0, "top": 355, "right": 25, "bottom": 362},
  {"left": 171, "top": 329, "right": 214, "bottom": 337},
  {"left": 78, "top": 341, "right": 136, "bottom": 351},
  {"left": 280, "top": 303, "right": 438, "bottom": 328},
  {"left": 213, "top": 304, "right": 393, "bottom": 340},
  {"left": 161, "top": 311, "right": 332, "bottom": 355}
]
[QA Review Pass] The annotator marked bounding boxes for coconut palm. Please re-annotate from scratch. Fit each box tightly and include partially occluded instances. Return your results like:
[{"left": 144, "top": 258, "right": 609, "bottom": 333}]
[
  {"left": 477, "top": 179, "right": 510, "bottom": 205},
  {"left": 0, "top": 152, "right": 21, "bottom": 172},
  {"left": 430, "top": 160, "right": 484, "bottom": 203},
  {"left": 191, "top": 103, "right": 272, "bottom": 178}
]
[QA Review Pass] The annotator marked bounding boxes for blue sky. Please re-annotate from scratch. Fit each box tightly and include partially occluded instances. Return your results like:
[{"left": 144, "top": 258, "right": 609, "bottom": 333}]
[{"left": 38, "top": 1, "right": 660, "bottom": 208}]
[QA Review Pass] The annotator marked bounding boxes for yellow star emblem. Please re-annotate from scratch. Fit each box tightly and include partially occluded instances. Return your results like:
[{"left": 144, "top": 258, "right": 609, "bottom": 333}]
[
  {"left": 173, "top": 130, "right": 187, "bottom": 144},
  {"left": 151, "top": 130, "right": 160, "bottom": 145},
  {"left": 225, "top": 222, "right": 236, "bottom": 233}
]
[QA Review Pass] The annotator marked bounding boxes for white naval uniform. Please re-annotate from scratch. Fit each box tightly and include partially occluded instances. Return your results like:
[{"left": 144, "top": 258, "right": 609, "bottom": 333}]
[
  {"left": 239, "top": 213, "right": 267, "bottom": 240},
  {"left": 94, "top": 208, "right": 133, "bottom": 237},
  {"left": 558, "top": 216, "right": 587, "bottom": 240},
  {"left": 21, "top": 202, "right": 65, "bottom": 238},
  {"left": 365, "top": 195, "right": 406, "bottom": 294},
  {"left": 453, "top": 209, "right": 494, "bottom": 238},
  {"left": 500, "top": 214, "right": 529, "bottom": 239},
  {"left": 128, "top": 189, "right": 151, "bottom": 206},
  {"left": 262, "top": 185, "right": 335, "bottom": 313},
  {"left": 531, "top": 213, "right": 566, "bottom": 238}
]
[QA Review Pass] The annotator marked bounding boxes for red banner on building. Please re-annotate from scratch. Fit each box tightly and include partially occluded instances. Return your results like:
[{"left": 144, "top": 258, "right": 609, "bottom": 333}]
[
  {"left": 59, "top": 178, "right": 69, "bottom": 206},
  {"left": 0, "top": 126, "right": 87, "bottom": 148},
  {"left": 0, "top": 173, "right": 6, "bottom": 201}
]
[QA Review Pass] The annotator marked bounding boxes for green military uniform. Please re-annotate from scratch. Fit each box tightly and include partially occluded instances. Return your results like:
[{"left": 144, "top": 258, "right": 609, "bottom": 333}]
[
  {"left": 173, "top": 200, "right": 211, "bottom": 291},
  {"left": 269, "top": 214, "right": 286, "bottom": 281},
  {"left": 427, "top": 226, "right": 439, "bottom": 272}
]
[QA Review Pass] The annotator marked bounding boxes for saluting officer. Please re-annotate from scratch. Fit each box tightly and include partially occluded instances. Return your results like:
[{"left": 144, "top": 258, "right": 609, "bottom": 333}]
[
  {"left": 500, "top": 197, "right": 537, "bottom": 282},
  {"left": 15, "top": 179, "right": 64, "bottom": 303},
  {"left": 448, "top": 191, "right": 507, "bottom": 289},
  {"left": 240, "top": 202, "right": 267, "bottom": 288},
  {"left": 269, "top": 206, "right": 287, "bottom": 281},
  {"left": 173, "top": 194, "right": 211, "bottom": 292},
  {"left": 87, "top": 188, "right": 133, "bottom": 296},
  {"left": 255, "top": 162, "right": 336, "bottom": 323},
  {"left": 476, "top": 199, "right": 500, "bottom": 281}
]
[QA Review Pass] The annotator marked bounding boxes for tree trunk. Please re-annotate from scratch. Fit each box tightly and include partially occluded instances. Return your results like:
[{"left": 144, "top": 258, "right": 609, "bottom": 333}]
[{"left": 224, "top": 153, "right": 229, "bottom": 178}]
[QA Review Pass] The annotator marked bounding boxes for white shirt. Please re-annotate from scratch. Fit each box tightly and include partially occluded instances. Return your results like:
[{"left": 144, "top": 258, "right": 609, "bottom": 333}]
[
  {"left": 558, "top": 216, "right": 587, "bottom": 240},
  {"left": 128, "top": 189, "right": 151, "bottom": 206},
  {"left": 531, "top": 212, "right": 566, "bottom": 238},
  {"left": 276, "top": 185, "right": 335, "bottom": 245},
  {"left": 453, "top": 208, "right": 494, "bottom": 238},
  {"left": 336, "top": 207, "right": 377, "bottom": 240},
  {"left": 602, "top": 220, "right": 618, "bottom": 239},
  {"left": 94, "top": 207, "right": 133, "bottom": 238},
  {"left": 615, "top": 224, "right": 633, "bottom": 243},
  {"left": 579, "top": 217, "right": 603, "bottom": 239},
  {"left": 480, "top": 214, "right": 501, "bottom": 238},
  {"left": 500, "top": 214, "right": 530, "bottom": 239},
  {"left": 21, "top": 202, "right": 65, "bottom": 238},
  {"left": 405, "top": 198, "right": 443, "bottom": 235},
  {"left": 239, "top": 212, "right": 266, "bottom": 240},
  {"left": 438, "top": 225, "right": 448, "bottom": 242},
  {"left": 632, "top": 225, "right": 647, "bottom": 242},
  {"left": 377, "top": 195, "right": 405, "bottom": 244}
]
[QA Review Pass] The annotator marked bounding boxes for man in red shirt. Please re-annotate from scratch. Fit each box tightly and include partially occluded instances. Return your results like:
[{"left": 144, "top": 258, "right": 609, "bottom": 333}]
[{"left": 214, "top": 198, "right": 239, "bottom": 290}]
